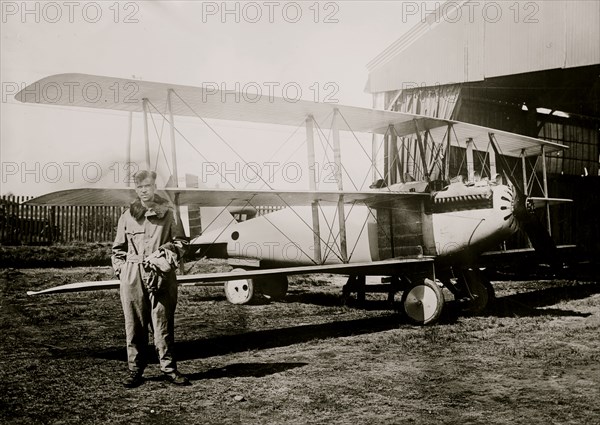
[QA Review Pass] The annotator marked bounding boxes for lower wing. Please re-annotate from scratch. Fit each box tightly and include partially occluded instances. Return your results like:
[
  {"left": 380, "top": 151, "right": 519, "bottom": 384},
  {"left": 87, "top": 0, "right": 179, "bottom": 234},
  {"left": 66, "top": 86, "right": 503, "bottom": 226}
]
[{"left": 27, "top": 257, "right": 433, "bottom": 296}]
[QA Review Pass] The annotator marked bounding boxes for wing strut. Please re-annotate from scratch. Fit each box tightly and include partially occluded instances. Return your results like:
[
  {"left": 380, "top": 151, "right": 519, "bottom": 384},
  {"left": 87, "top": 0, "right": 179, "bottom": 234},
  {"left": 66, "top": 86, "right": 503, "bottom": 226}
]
[
  {"left": 488, "top": 138, "right": 497, "bottom": 178},
  {"left": 541, "top": 145, "right": 551, "bottom": 234},
  {"left": 413, "top": 119, "right": 429, "bottom": 181},
  {"left": 332, "top": 109, "right": 348, "bottom": 263},
  {"left": 306, "top": 115, "right": 322, "bottom": 264},
  {"left": 167, "top": 89, "right": 179, "bottom": 187},
  {"left": 521, "top": 149, "right": 528, "bottom": 194},
  {"left": 389, "top": 124, "right": 398, "bottom": 185},
  {"left": 126, "top": 111, "right": 133, "bottom": 187},
  {"left": 466, "top": 137, "right": 474, "bottom": 182},
  {"left": 142, "top": 98, "right": 151, "bottom": 170},
  {"left": 443, "top": 124, "right": 452, "bottom": 181}
]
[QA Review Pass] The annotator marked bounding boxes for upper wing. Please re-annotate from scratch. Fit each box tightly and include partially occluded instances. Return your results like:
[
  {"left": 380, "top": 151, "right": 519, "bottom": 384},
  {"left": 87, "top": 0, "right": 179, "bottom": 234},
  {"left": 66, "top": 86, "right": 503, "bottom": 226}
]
[
  {"left": 27, "top": 257, "right": 433, "bottom": 296},
  {"left": 427, "top": 120, "right": 567, "bottom": 157},
  {"left": 15, "top": 73, "right": 446, "bottom": 136},
  {"left": 25, "top": 187, "right": 430, "bottom": 207},
  {"left": 15, "top": 73, "right": 566, "bottom": 156}
]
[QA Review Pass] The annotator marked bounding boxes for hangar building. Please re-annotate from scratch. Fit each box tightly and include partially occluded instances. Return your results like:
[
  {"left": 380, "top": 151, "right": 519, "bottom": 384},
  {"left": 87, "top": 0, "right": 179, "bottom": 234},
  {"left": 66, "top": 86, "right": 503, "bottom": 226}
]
[{"left": 365, "top": 0, "right": 600, "bottom": 259}]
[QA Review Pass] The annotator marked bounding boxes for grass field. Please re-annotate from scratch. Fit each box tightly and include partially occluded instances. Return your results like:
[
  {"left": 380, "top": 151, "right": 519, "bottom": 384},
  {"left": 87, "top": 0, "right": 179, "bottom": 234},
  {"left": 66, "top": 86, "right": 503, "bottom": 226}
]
[{"left": 1, "top": 261, "right": 600, "bottom": 424}]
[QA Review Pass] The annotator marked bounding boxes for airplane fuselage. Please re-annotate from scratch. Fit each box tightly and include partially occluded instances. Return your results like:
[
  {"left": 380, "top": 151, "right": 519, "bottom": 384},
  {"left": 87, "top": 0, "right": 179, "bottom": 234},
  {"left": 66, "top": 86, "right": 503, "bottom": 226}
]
[{"left": 192, "top": 181, "right": 518, "bottom": 266}]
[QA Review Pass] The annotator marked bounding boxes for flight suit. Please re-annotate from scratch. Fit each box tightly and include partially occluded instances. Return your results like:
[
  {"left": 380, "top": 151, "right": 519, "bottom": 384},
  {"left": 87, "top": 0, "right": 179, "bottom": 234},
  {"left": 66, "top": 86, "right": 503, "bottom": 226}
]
[{"left": 111, "top": 196, "right": 188, "bottom": 374}]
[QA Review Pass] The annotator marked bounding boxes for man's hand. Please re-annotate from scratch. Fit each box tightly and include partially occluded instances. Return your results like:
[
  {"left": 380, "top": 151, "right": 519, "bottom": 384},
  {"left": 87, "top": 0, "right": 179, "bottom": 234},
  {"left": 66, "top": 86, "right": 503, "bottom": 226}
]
[
  {"left": 114, "top": 262, "right": 125, "bottom": 278},
  {"left": 145, "top": 248, "right": 177, "bottom": 273}
]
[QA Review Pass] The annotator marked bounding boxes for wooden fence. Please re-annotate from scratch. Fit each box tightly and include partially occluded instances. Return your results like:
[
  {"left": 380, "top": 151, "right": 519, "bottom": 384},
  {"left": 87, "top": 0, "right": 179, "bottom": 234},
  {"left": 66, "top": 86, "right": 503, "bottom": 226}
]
[
  {"left": 1, "top": 195, "right": 284, "bottom": 246},
  {"left": 0, "top": 195, "right": 122, "bottom": 245}
]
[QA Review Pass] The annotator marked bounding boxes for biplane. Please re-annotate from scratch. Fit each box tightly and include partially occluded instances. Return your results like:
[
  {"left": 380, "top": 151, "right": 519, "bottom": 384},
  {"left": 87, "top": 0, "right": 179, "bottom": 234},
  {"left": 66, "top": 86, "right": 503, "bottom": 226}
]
[{"left": 17, "top": 73, "right": 571, "bottom": 325}]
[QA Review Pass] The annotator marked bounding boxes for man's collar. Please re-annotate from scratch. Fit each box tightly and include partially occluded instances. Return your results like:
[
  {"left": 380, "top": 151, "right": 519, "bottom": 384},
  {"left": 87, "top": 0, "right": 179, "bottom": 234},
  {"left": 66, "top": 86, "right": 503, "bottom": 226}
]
[{"left": 130, "top": 195, "right": 171, "bottom": 220}]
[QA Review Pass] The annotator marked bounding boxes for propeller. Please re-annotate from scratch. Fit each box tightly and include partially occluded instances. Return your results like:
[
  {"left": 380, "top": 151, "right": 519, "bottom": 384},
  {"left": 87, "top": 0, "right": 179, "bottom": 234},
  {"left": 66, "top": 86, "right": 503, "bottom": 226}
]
[{"left": 489, "top": 137, "right": 560, "bottom": 269}]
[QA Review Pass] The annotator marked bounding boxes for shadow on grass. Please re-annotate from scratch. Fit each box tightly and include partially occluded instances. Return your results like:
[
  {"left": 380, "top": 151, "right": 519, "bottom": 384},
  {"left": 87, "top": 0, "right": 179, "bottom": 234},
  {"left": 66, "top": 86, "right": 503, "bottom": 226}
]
[
  {"left": 141, "top": 362, "right": 308, "bottom": 382},
  {"left": 93, "top": 315, "right": 403, "bottom": 364},
  {"left": 68, "top": 282, "right": 600, "bottom": 364},
  {"left": 284, "top": 290, "right": 400, "bottom": 311},
  {"left": 488, "top": 281, "right": 600, "bottom": 318},
  {"left": 283, "top": 284, "right": 596, "bottom": 320},
  {"left": 283, "top": 290, "right": 344, "bottom": 307},
  {"left": 189, "top": 362, "right": 308, "bottom": 380}
]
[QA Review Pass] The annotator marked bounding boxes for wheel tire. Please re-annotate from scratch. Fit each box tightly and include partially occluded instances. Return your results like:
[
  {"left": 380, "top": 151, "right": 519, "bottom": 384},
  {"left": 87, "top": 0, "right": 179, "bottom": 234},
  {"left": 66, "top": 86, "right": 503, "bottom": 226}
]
[
  {"left": 400, "top": 278, "right": 444, "bottom": 325},
  {"left": 258, "top": 275, "right": 288, "bottom": 301},
  {"left": 224, "top": 268, "right": 255, "bottom": 305},
  {"left": 460, "top": 268, "right": 495, "bottom": 315}
]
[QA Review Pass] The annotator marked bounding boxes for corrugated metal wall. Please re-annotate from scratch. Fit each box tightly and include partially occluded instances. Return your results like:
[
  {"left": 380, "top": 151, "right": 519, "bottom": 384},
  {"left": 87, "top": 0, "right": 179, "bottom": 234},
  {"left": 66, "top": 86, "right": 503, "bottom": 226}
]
[
  {"left": 367, "top": 5, "right": 484, "bottom": 93},
  {"left": 565, "top": 1, "right": 600, "bottom": 68},
  {"left": 366, "top": 1, "right": 600, "bottom": 93},
  {"left": 483, "top": 2, "right": 566, "bottom": 78}
]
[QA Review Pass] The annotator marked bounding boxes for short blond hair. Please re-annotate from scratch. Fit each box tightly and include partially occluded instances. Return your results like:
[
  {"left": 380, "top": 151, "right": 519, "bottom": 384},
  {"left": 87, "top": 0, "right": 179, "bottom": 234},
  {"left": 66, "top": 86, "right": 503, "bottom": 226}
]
[{"left": 133, "top": 170, "right": 157, "bottom": 184}]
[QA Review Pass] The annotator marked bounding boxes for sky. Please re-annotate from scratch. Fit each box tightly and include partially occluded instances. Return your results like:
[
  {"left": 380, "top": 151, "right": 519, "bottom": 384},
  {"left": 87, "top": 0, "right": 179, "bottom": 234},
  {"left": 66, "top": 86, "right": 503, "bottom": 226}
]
[{"left": 1, "top": 0, "right": 421, "bottom": 196}]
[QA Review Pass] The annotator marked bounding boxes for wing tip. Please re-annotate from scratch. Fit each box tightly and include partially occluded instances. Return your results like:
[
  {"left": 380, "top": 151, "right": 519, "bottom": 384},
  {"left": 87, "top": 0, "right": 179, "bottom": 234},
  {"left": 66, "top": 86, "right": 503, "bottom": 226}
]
[{"left": 16, "top": 73, "right": 87, "bottom": 103}]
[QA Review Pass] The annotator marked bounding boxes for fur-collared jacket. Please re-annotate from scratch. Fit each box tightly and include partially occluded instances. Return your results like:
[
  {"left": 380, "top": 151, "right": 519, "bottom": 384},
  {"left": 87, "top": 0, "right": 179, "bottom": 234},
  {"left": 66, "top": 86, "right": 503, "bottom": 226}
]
[{"left": 111, "top": 195, "right": 188, "bottom": 292}]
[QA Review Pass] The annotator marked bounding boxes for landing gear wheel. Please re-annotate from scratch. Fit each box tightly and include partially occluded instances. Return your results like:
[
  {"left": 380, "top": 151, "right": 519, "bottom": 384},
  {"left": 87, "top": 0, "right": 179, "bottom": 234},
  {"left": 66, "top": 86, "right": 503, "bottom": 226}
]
[
  {"left": 460, "top": 268, "right": 495, "bottom": 315},
  {"left": 401, "top": 278, "right": 444, "bottom": 325},
  {"left": 258, "top": 276, "right": 288, "bottom": 301},
  {"left": 224, "top": 268, "right": 255, "bottom": 305}
]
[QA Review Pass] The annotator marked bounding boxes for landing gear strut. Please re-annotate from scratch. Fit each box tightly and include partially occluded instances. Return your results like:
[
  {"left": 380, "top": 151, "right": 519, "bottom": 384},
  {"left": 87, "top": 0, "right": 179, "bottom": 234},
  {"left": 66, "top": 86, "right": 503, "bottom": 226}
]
[
  {"left": 456, "top": 268, "right": 495, "bottom": 314},
  {"left": 342, "top": 273, "right": 445, "bottom": 325}
]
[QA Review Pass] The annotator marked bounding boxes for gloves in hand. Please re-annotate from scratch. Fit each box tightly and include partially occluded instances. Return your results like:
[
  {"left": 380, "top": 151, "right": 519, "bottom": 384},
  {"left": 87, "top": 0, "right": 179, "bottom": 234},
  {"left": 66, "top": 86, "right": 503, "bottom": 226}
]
[
  {"left": 145, "top": 248, "right": 178, "bottom": 273},
  {"left": 142, "top": 248, "right": 178, "bottom": 293}
]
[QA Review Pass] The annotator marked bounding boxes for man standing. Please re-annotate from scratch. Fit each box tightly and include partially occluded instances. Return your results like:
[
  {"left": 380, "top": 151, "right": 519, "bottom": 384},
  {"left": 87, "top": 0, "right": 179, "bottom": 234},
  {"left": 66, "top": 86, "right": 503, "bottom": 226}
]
[{"left": 112, "top": 170, "right": 190, "bottom": 388}]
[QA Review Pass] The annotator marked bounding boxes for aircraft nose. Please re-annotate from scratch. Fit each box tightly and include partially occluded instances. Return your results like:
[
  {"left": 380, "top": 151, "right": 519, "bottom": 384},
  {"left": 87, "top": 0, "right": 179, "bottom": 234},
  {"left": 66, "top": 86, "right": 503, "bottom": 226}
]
[{"left": 496, "top": 185, "right": 518, "bottom": 231}]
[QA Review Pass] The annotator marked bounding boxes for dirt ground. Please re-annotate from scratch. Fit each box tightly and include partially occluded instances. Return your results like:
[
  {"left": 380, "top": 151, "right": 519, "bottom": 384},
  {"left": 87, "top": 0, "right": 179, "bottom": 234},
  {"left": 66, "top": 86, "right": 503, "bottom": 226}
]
[{"left": 1, "top": 261, "right": 599, "bottom": 424}]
